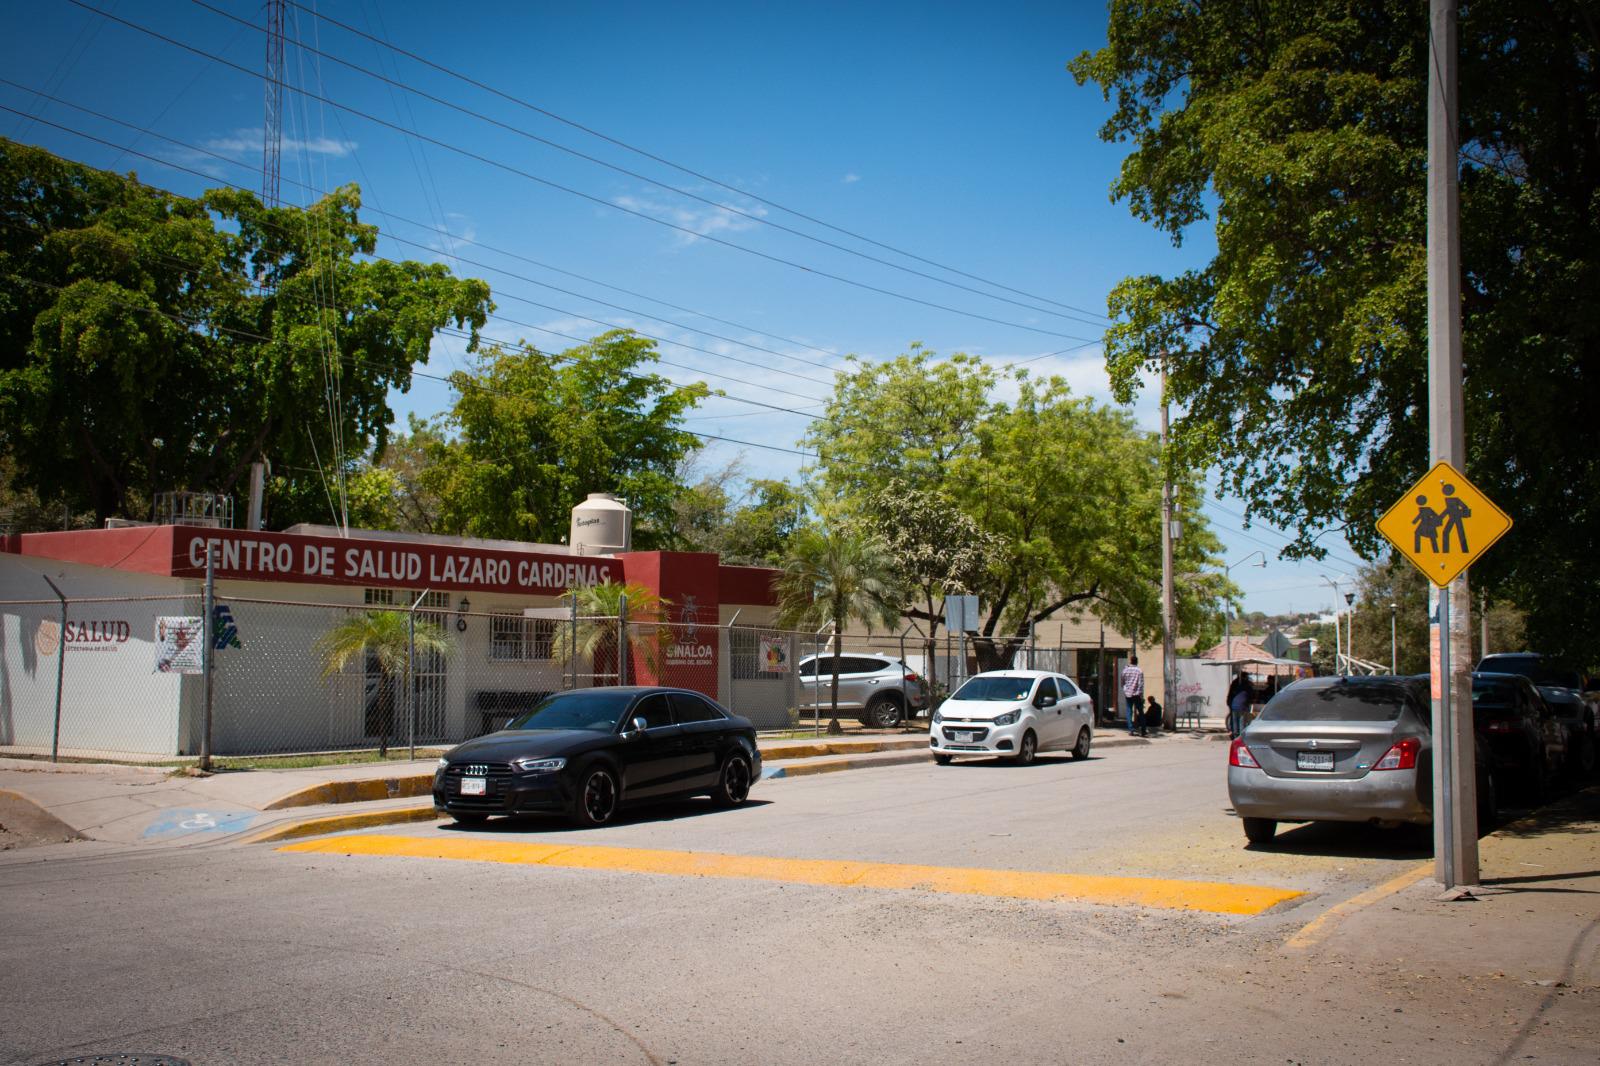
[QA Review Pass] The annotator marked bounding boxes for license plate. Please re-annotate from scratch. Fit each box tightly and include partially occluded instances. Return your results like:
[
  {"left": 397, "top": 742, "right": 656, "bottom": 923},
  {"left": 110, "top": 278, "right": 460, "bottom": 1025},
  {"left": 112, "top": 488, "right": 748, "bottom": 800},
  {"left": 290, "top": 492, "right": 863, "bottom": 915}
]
[
  {"left": 1297, "top": 751, "right": 1335, "bottom": 771},
  {"left": 952, "top": 730, "right": 974, "bottom": 743},
  {"left": 460, "top": 776, "right": 487, "bottom": 796}
]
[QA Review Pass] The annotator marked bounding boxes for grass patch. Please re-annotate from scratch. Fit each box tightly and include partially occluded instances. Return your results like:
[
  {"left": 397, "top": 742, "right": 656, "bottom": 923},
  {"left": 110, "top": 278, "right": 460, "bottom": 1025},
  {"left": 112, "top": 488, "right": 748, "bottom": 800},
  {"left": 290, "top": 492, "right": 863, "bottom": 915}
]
[{"left": 209, "top": 749, "right": 448, "bottom": 772}]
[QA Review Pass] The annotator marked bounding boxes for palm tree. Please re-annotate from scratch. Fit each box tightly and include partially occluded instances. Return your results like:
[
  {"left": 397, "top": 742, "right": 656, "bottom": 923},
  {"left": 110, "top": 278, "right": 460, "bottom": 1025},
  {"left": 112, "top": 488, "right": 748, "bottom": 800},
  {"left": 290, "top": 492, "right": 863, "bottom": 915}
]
[
  {"left": 317, "top": 609, "right": 450, "bottom": 757},
  {"left": 776, "top": 523, "right": 902, "bottom": 732},
  {"left": 551, "top": 581, "right": 673, "bottom": 685}
]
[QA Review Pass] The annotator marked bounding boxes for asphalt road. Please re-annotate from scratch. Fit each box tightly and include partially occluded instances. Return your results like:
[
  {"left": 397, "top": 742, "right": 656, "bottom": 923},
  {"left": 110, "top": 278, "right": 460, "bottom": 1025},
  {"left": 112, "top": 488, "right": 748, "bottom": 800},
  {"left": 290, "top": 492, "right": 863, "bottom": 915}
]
[{"left": 1, "top": 735, "right": 1580, "bottom": 1065}]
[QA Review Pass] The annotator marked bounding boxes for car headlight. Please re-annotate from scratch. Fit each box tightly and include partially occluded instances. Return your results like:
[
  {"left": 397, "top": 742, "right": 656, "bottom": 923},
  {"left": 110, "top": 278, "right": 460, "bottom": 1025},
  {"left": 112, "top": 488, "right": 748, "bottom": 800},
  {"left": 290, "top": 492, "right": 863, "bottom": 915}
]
[
  {"left": 511, "top": 756, "right": 566, "bottom": 774},
  {"left": 435, "top": 757, "right": 449, "bottom": 771},
  {"left": 932, "top": 708, "right": 943, "bottom": 724},
  {"left": 993, "top": 708, "right": 1022, "bottom": 726}
]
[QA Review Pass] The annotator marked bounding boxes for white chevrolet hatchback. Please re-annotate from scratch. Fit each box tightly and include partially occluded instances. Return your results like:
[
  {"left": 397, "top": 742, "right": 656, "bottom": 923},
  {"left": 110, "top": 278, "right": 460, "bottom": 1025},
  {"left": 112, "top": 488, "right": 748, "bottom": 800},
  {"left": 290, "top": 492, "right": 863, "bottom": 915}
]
[{"left": 930, "top": 670, "right": 1094, "bottom": 765}]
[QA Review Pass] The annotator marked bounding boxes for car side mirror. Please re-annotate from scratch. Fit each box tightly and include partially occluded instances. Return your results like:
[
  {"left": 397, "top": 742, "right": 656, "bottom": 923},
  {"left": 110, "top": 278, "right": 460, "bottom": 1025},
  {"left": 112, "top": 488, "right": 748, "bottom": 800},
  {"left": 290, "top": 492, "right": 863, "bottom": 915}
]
[
  {"left": 1037, "top": 695, "right": 1057, "bottom": 708},
  {"left": 623, "top": 716, "right": 648, "bottom": 737}
]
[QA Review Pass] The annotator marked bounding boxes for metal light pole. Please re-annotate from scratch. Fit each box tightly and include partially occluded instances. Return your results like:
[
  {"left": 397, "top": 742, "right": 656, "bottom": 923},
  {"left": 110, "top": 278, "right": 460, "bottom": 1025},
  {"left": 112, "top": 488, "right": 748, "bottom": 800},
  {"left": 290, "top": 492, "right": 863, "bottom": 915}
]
[
  {"left": 1390, "top": 603, "right": 1398, "bottom": 674},
  {"left": 1428, "top": 0, "right": 1478, "bottom": 888},
  {"left": 1345, "top": 592, "right": 1356, "bottom": 667},
  {"left": 42, "top": 576, "right": 67, "bottom": 763},
  {"left": 1320, "top": 576, "right": 1345, "bottom": 675},
  {"left": 1159, "top": 351, "right": 1178, "bottom": 728},
  {"left": 1223, "top": 551, "right": 1268, "bottom": 659}
]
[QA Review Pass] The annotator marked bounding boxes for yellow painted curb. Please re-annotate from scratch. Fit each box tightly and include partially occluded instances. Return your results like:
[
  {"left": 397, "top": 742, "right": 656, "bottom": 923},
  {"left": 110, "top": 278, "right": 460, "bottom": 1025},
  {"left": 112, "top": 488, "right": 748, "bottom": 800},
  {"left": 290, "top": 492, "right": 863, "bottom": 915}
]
[
  {"left": 264, "top": 776, "right": 434, "bottom": 810},
  {"left": 279, "top": 834, "right": 1305, "bottom": 916},
  {"left": 759, "top": 738, "right": 929, "bottom": 760},
  {"left": 243, "top": 804, "right": 440, "bottom": 844},
  {"left": 1283, "top": 863, "right": 1432, "bottom": 950},
  {"left": 765, "top": 751, "right": 933, "bottom": 778}
]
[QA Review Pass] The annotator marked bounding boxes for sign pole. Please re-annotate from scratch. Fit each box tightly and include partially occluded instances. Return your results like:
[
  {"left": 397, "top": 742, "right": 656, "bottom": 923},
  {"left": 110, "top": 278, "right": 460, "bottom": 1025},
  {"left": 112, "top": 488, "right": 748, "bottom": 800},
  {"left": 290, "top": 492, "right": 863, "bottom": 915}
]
[
  {"left": 1427, "top": 0, "right": 1477, "bottom": 888},
  {"left": 200, "top": 544, "right": 215, "bottom": 772},
  {"left": 43, "top": 576, "right": 67, "bottom": 763}
]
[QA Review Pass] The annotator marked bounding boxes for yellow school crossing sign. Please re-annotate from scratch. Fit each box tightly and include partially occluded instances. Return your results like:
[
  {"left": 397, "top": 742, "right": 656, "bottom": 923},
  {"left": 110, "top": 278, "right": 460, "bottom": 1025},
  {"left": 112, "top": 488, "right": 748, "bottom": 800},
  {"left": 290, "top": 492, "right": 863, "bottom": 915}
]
[{"left": 1376, "top": 461, "right": 1512, "bottom": 587}]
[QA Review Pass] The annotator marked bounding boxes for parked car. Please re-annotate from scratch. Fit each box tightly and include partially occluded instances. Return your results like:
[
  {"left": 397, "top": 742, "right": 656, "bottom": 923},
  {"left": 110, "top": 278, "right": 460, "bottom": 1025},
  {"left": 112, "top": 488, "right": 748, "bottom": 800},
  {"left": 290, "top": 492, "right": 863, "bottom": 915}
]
[
  {"left": 432, "top": 687, "right": 760, "bottom": 827},
  {"left": 1476, "top": 653, "right": 1597, "bottom": 776},
  {"left": 1227, "top": 675, "right": 1496, "bottom": 845},
  {"left": 796, "top": 653, "right": 927, "bottom": 728},
  {"left": 929, "top": 670, "right": 1094, "bottom": 765},
  {"left": 1471, "top": 672, "right": 1567, "bottom": 803}
]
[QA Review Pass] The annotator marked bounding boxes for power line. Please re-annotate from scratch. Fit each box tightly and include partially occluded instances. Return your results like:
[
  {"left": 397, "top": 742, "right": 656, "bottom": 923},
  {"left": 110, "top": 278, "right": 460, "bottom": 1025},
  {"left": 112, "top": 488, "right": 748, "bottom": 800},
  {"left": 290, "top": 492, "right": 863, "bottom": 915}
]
[
  {"left": 0, "top": 101, "right": 842, "bottom": 401},
  {"left": 1203, "top": 497, "right": 1368, "bottom": 571},
  {"left": 64, "top": 0, "right": 1101, "bottom": 343},
  {"left": 189, "top": 0, "right": 1106, "bottom": 331},
  {"left": 276, "top": 0, "right": 1115, "bottom": 327},
  {"left": 0, "top": 76, "right": 853, "bottom": 379},
  {"left": 0, "top": 268, "right": 822, "bottom": 462}
]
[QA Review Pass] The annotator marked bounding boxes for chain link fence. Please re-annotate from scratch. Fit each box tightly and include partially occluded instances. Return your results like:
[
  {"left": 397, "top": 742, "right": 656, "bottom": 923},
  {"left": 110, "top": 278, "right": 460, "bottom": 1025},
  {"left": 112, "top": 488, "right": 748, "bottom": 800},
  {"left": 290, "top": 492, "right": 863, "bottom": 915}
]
[{"left": 0, "top": 591, "right": 1129, "bottom": 760}]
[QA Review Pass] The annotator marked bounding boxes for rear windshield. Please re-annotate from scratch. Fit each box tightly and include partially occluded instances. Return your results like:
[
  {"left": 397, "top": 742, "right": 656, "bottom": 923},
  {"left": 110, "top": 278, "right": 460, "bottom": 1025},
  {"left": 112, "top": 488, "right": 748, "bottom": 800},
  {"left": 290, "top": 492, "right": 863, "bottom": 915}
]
[
  {"left": 1257, "top": 683, "right": 1408, "bottom": 722},
  {"left": 1481, "top": 657, "right": 1581, "bottom": 689},
  {"left": 950, "top": 677, "right": 1036, "bottom": 702},
  {"left": 1471, "top": 682, "right": 1520, "bottom": 717}
]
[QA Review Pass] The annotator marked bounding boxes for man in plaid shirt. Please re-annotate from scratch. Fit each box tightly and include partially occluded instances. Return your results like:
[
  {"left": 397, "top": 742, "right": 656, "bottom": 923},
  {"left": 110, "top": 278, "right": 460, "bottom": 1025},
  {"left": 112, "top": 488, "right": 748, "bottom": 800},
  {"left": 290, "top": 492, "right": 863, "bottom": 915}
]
[{"left": 1121, "top": 655, "right": 1146, "bottom": 736}]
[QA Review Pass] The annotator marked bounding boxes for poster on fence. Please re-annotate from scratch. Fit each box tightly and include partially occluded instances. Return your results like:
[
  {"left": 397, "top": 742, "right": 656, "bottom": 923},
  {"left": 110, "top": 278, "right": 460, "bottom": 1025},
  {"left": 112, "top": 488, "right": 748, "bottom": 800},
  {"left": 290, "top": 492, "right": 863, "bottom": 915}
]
[
  {"left": 154, "top": 616, "right": 204, "bottom": 674},
  {"left": 758, "top": 636, "right": 789, "bottom": 674}
]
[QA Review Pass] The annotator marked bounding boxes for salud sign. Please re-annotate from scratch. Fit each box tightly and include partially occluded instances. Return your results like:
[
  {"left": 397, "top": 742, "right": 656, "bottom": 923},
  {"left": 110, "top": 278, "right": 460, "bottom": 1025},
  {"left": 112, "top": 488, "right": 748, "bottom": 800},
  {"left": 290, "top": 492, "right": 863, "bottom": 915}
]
[{"left": 1376, "top": 461, "right": 1511, "bottom": 587}]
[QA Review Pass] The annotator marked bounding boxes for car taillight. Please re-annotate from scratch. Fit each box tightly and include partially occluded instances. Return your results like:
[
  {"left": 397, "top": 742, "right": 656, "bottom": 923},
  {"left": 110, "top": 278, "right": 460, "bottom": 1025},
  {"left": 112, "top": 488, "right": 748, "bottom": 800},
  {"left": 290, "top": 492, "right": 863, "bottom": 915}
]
[
  {"left": 1373, "top": 737, "right": 1421, "bottom": 771},
  {"left": 1483, "top": 719, "right": 1517, "bottom": 734},
  {"left": 1229, "top": 738, "right": 1260, "bottom": 768},
  {"left": 904, "top": 671, "right": 920, "bottom": 684}
]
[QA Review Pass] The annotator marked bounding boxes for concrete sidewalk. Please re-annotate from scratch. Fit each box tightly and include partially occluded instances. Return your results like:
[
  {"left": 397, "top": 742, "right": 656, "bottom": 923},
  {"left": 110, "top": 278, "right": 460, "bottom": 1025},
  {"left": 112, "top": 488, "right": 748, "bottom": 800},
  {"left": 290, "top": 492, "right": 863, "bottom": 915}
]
[{"left": 0, "top": 727, "right": 1177, "bottom": 848}]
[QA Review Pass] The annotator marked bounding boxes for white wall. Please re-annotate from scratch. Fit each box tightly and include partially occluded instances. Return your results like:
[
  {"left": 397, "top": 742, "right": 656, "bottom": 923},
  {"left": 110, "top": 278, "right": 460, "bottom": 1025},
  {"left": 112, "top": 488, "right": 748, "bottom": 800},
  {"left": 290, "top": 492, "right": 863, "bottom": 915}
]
[{"left": 0, "top": 555, "right": 189, "bottom": 756}]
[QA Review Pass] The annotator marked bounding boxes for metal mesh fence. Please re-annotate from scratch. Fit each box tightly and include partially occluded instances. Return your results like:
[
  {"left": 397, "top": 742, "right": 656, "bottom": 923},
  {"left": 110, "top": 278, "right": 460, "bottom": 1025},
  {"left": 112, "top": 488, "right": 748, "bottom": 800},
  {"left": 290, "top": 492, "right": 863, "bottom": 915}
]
[{"left": 0, "top": 592, "right": 1129, "bottom": 760}]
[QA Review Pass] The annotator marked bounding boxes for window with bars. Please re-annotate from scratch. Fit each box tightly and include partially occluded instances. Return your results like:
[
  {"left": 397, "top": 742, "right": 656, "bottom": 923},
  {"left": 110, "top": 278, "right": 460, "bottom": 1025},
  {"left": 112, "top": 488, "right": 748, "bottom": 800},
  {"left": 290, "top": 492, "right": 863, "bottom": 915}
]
[{"left": 491, "top": 614, "right": 556, "bottom": 661}]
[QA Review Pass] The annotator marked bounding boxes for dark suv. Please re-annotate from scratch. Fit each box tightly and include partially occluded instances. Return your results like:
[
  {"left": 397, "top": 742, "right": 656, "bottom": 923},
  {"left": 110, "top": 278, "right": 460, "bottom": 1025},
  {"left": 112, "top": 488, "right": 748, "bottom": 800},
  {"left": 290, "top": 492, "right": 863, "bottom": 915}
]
[
  {"left": 1471, "top": 672, "right": 1567, "bottom": 802},
  {"left": 1476, "top": 653, "right": 1597, "bottom": 777}
]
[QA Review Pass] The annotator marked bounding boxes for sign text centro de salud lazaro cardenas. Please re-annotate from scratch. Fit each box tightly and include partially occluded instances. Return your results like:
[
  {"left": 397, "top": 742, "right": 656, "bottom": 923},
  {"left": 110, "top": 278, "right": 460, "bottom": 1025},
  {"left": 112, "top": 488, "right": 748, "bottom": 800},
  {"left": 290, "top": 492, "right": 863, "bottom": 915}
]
[{"left": 174, "top": 529, "right": 619, "bottom": 595}]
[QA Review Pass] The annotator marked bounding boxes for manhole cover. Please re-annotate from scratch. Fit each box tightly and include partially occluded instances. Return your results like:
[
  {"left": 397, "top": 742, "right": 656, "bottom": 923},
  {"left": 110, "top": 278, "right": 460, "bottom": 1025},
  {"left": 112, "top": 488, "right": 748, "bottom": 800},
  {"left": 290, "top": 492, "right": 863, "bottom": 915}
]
[{"left": 32, "top": 1057, "right": 191, "bottom": 1065}]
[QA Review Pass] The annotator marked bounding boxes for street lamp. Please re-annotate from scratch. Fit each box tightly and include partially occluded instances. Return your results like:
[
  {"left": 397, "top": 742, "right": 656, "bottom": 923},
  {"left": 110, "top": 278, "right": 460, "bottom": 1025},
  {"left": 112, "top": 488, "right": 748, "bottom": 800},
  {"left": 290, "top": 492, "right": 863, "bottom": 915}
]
[
  {"left": 1320, "top": 576, "right": 1346, "bottom": 675},
  {"left": 1223, "top": 551, "right": 1268, "bottom": 660},
  {"left": 1344, "top": 591, "right": 1356, "bottom": 668}
]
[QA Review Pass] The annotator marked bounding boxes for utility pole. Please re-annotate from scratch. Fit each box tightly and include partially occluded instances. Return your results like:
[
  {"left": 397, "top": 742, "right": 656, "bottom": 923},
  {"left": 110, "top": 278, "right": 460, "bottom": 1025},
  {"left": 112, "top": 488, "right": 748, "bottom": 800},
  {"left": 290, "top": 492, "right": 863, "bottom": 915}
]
[
  {"left": 1428, "top": 0, "right": 1478, "bottom": 888},
  {"left": 1159, "top": 351, "right": 1178, "bottom": 731}
]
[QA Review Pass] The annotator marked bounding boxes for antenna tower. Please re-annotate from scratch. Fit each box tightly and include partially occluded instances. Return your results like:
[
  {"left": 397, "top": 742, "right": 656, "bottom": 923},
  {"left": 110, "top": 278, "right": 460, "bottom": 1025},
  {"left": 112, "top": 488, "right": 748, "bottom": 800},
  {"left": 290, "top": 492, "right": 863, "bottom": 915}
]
[{"left": 261, "top": 0, "right": 285, "bottom": 206}]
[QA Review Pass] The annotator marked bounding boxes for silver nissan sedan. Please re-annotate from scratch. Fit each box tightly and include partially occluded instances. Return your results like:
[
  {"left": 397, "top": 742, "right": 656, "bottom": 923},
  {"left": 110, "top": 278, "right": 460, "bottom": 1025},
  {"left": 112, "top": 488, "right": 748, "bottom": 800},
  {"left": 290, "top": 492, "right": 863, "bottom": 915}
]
[{"left": 1226, "top": 675, "right": 1437, "bottom": 844}]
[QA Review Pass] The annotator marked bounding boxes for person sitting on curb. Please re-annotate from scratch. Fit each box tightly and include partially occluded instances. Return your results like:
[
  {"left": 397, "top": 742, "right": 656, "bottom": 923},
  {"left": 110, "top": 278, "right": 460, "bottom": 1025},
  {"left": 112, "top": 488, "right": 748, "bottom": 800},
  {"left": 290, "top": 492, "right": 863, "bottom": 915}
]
[{"left": 1143, "top": 697, "right": 1163, "bottom": 736}]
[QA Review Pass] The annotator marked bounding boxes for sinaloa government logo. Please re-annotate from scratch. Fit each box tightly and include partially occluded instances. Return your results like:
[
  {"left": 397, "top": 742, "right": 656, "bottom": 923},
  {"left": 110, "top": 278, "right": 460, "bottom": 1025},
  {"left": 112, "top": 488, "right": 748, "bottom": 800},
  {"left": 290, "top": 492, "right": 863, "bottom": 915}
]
[{"left": 34, "top": 619, "right": 60, "bottom": 657}]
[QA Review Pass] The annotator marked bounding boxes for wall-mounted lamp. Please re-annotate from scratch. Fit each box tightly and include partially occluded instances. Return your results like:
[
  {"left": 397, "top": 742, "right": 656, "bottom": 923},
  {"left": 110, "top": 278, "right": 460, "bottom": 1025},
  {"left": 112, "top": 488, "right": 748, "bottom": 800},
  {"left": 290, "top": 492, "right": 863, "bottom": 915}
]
[{"left": 456, "top": 596, "right": 470, "bottom": 632}]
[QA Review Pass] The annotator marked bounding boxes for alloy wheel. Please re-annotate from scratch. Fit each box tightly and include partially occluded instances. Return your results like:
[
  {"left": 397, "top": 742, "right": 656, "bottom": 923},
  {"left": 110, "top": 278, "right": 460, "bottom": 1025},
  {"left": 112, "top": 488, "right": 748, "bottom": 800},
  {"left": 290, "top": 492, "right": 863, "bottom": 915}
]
[{"left": 583, "top": 768, "right": 617, "bottom": 824}]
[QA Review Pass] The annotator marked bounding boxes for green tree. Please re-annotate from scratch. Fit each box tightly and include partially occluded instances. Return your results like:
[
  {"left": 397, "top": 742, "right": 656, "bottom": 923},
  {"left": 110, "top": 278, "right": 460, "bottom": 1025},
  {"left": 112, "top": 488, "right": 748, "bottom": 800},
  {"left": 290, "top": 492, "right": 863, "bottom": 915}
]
[
  {"left": 551, "top": 581, "right": 672, "bottom": 686},
  {"left": 721, "top": 479, "right": 806, "bottom": 566},
  {"left": 951, "top": 378, "right": 1228, "bottom": 668},
  {"left": 775, "top": 520, "right": 902, "bottom": 732},
  {"left": 858, "top": 478, "right": 1001, "bottom": 689},
  {"left": 315, "top": 609, "right": 449, "bottom": 757},
  {"left": 802, "top": 343, "right": 994, "bottom": 502},
  {"left": 0, "top": 140, "right": 492, "bottom": 524},
  {"left": 422, "top": 331, "right": 706, "bottom": 546},
  {"left": 1070, "top": 1, "right": 1600, "bottom": 664}
]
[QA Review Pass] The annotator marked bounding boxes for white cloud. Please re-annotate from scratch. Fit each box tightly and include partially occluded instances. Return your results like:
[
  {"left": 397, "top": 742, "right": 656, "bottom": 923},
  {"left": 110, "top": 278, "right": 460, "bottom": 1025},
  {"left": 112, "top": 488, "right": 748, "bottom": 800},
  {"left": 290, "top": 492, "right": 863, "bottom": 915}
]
[
  {"left": 613, "top": 191, "right": 768, "bottom": 246},
  {"left": 204, "top": 129, "right": 357, "bottom": 158},
  {"left": 841, "top": 172, "right": 861, "bottom": 184}
]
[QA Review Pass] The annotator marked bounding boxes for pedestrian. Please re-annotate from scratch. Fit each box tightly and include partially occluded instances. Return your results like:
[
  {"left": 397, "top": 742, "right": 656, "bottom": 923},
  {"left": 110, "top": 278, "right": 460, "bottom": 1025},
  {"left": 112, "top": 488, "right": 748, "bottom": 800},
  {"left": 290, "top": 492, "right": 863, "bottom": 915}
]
[
  {"left": 1143, "top": 697, "right": 1163, "bottom": 736},
  {"left": 1439, "top": 483, "right": 1472, "bottom": 553},
  {"left": 1121, "top": 654, "right": 1145, "bottom": 736},
  {"left": 1411, "top": 495, "right": 1442, "bottom": 554},
  {"left": 1226, "top": 669, "right": 1253, "bottom": 739}
]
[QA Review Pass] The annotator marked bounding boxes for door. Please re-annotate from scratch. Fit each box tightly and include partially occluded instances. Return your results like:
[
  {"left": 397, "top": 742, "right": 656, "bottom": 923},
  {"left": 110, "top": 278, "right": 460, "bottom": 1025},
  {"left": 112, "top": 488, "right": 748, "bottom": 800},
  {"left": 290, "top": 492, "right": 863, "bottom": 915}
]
[
  {"left": 1031, "top": 676, "right": 1064, "bottom": 746},
  {"left": 670, "top": 692, "right": 728, "bottom": 790},
  {"left": 616, "top": 693, "right": 684, "bottom": 799},
  {"left": 839, "top": 656, "right": 888, "bottom": 710},
  {"left": 1057, "top": 675, "right": 1092, "bottom": 746}
]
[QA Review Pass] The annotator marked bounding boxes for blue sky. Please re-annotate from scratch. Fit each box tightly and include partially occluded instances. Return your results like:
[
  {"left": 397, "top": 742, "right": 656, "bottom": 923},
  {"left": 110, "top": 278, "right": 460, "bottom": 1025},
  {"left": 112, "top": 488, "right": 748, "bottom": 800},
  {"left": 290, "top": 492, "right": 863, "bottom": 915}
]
[{"left": 0, "top": 0, "right": 1367, "bottom": 616}]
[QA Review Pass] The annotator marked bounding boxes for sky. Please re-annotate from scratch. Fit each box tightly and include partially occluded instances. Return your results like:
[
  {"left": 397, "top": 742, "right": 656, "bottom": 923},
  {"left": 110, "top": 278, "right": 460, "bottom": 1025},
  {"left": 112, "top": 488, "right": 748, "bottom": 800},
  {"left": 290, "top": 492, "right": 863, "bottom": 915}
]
[{"left": 0, "top": 0, "right": 1369, "bottom": 617}]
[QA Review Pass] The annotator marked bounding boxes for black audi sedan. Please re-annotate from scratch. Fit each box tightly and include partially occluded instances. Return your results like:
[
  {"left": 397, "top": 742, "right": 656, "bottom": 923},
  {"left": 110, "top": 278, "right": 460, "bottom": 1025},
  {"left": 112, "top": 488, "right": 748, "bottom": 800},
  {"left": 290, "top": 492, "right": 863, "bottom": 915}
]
[{"left": 433, "top": 687, "right": 761, "bottom": 827}]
